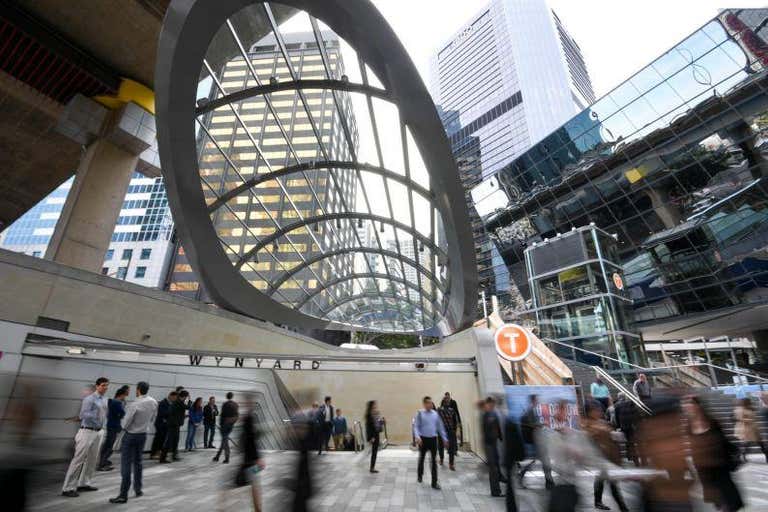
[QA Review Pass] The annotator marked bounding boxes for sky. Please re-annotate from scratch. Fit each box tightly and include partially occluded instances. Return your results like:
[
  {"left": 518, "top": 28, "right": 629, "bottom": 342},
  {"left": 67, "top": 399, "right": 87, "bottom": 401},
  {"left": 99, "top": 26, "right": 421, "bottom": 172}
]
[{"left": 372, "top": 0, "right": 768, "bottom": 98}]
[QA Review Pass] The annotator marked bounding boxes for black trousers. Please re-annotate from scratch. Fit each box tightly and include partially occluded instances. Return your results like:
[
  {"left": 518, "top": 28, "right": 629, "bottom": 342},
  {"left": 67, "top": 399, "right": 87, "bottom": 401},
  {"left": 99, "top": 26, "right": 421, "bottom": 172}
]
[
  {"left": 595, "top": 478, "right": 628, "bottom": 511},
  {"left": 505, "top": 464, "right": 519, "bottom": 512},
  {"left": 160, "top": 426, "right": 180, "bottom": 459},
  {"left": 438, "top": 430, "right": 457, "bottom": 466},
  {"left": 485, "top": 442, "right": 503, "bottom": 496},
  {"left": 318, "top": 422, "right": 332, "bottom": 454},
  {"left": 417, "top": 436, "right": 438, "bottom": 485},
  {"left": 151, "top": 424, "right": 167, "bottom": 454},
  {"left": 216, "top": 425, "right": 233, "bottom": 461},
  {"left": 203, "top": 423, "right": 215, "bottom": 447},
  {"left": 370, "top": 434, "right": 380, "bottom": 470},
  {"left": 98, "top": 427, "right": 121, "bottom": 468}
]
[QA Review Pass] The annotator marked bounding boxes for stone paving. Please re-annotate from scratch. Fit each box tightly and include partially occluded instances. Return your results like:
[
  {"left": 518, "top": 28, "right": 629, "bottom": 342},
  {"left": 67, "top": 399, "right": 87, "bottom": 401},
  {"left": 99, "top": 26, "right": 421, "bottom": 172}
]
[{"left": 28, "top": 448, "right": 768, "bottom": 511}]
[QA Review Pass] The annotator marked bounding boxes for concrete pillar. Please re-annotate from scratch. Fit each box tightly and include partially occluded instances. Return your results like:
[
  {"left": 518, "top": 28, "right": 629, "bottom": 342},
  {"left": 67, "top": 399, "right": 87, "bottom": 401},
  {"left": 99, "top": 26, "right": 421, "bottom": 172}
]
[
  {"left": 46, "top": 95, "right": 158, "bottom": 273},
  {"left": 645, "top": 185, "right": 682, "bottom": 229},
  {"left": 45, "top": 140, "right": 139, "bottom": 272}
]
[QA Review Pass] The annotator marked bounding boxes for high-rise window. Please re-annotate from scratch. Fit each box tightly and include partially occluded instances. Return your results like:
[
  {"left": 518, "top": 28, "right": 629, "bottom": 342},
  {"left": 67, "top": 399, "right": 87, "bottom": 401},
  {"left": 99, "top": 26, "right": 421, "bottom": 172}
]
[
  {"left": 101, "top": 267, "right": 109, "bottom": 275},
  {"left": 116, "top": 267, "right": 128, "bottom": 279},
  {"left": 135, "top": 266, "right": 147, "bottom": 278},
  {"left": 121, "top": 249, "right": 133, "bottom": 260},
  {"left": 140, "top": 248, "right": 152, "bottom": 260},
  {"left": 105, "top": 249, "right": 114, "bottom": 260}
]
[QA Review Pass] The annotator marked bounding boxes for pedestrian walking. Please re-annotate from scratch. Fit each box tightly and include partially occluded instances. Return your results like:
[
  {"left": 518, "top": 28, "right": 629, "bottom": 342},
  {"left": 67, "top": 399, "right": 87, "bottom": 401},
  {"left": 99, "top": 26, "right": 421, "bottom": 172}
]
[
  {"left": 583, "top": 401, "right": 629, "bottom": 512},
  {"left": 437, "top": 395, "right": 459, "bottom": 470},
  {"left": 590, "top": 376, "right": 611, "bottom": 413},
  {"left": 61, "top": 377, "right": 109, "bottom": 497},
  {"left": 159, "top": 389, "right": 187, "bottom": 463},
  {"left": 214, "top": 392, "right": 239, "bottom": 464},
  {"left": 481, "top": 396, "right": 506, "bottom": 497},
  {"left": 734, "top": 397, "right": 767, "bottom": 462},
  {"left": 97, "top": 385, "right": 129, "bottom": 471},
  {"left": 632, "top": 373, "right": 652, "bottom": 402},
  {"left": 413, "top": 396, "right": 448, "bottom": 490},
  {"left": 203, "top": 396, "right": 218, "bottom": 448},
  {"left": 365, "top": 401, "right": 382, "bottom": 473},
  {"left": 109, "top": 381, "right": 157, "bottom": 504},
  {"left": 519, "top": 394, "right": 554, "bottom": 488},
  {"left": 503, "top": 413, "right": 526, "bottom": 512}
]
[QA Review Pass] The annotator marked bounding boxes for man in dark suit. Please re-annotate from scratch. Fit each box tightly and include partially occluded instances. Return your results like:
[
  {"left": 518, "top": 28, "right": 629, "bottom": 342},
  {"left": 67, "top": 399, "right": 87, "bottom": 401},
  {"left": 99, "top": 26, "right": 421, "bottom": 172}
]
[
  {"left": 150, "top": 391, "right": 176, "bottom": 458},
  {"left": 159, "top": 390, "right": 187, "bottom": 463},
  {"left": 444, "top": 392, "right": 462, "bottom": 425},
  {"left": 481, "top": 397, "right": 506, "bottom": 497},
  {"left": 317, "top": 396, "right": 334, "bottom": 455},
  {"left": 214, "top": 392, "right": 238, "bottom": 464},
  {"left": 504, "top": 414, "right": 526, "bottom": 511},
  {"left": 203, "top": 396, "right": 218, "bottom": 449}
]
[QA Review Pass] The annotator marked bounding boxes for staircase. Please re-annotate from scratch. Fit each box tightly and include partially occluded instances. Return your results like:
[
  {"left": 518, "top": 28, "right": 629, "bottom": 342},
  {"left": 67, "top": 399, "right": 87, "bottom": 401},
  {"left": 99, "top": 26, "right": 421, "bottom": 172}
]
[{"left": 697, "top": 391, "right": 768, "bottom": 454}]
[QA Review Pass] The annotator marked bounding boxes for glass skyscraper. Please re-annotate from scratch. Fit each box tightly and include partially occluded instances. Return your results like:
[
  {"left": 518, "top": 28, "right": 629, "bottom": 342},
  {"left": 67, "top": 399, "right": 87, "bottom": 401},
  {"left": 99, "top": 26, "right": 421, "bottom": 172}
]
[
  {"left": 431, "top": 0, "right": 595, "bottom": 314},
  {"left": 0, "top": 173, "right": 174, "bottom": 287},
  {"left": 472, "top": 8, "right": 768, "bottom": 360},
  {"left": 166, "top": 31, "right": 358, "bottom": 317}
]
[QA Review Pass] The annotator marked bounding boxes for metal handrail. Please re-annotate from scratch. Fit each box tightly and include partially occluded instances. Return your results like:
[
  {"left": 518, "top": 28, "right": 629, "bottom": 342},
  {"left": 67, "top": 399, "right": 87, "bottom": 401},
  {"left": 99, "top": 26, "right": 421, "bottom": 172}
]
[
  {"left": 593, "top": 365, "right": 652, "bottom": 416},
  {"left": 542, "top": 337, "right": 768, "bottom": 385},
  {"left": 352, "top": 420, "right": 365, "bottom": 452}
]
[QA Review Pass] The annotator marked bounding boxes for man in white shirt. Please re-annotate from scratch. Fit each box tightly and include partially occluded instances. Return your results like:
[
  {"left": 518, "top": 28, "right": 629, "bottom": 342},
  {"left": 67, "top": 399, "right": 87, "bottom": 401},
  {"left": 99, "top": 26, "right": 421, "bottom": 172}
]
[
  {"left": 62, "top": 377, "right": 109, "bottom": 497},
  {"left": 109, "top": 381, "right": 157, "bottom": 504}
]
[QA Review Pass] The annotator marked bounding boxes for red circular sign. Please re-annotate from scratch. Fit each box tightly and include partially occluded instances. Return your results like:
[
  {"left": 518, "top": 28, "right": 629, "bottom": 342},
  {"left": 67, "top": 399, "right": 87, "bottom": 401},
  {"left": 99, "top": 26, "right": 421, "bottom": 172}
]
[{"left": 494, "top": 324, "right": 532, "bottom": 362}]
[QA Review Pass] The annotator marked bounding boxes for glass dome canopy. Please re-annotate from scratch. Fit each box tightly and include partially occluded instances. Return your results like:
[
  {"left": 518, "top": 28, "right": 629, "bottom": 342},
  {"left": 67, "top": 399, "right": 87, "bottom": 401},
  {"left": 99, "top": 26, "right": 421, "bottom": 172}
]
[{"left": 155, "top": 0, "right": 477, "bottom": 335}]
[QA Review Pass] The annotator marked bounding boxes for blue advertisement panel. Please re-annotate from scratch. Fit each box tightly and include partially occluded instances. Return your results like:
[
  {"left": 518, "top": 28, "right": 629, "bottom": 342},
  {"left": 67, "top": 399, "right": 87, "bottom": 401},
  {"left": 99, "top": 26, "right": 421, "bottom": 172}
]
[
  {"left": 716, "top": 384, "right": 768, "bottom": 399},
  {"left": 504, "top": 385, "right": 580, "bottom": 430}
]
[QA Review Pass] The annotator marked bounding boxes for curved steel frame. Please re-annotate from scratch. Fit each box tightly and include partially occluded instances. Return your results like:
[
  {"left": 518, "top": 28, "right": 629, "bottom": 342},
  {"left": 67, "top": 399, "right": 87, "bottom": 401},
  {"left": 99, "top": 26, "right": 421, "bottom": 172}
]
[
  {"left": 295, "top": 272, "right": 436, "bottom": 310},
  {"left": 206, "top": 160, "right": 433, "bottom": 213},
  {"left": 322, "top": 292, "right": 433, "bottom": 316},
  {"left": 267, "top": 247, "right": 444, "bottom": 294},
  {"left": 236, "top": 212, "right": 446, "bottom": 268},
  {"left": 156, "top": 0, "right": 477, "bottom": 334}
]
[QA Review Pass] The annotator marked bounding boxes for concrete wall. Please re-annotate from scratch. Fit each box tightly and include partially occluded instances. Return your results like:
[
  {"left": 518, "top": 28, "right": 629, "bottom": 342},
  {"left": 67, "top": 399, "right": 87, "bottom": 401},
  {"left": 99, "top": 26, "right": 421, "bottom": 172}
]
[{"left": 0, "top": 250, "right": 494, "bottom": 450}]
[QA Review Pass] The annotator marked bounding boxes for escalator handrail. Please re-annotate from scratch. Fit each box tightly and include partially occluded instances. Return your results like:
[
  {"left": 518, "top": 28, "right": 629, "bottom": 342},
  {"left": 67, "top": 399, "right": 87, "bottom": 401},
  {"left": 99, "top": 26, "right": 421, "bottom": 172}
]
[{"left": 593, "top": 365, "right": 652, "bottom": 416}]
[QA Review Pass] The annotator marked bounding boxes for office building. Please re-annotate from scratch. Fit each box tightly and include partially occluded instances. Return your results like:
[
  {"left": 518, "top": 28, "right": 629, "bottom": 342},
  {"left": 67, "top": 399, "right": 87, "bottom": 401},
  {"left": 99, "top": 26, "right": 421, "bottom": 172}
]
[
  {"left": 431, "top": 0, "right": 594, "bottom": 312},
  {"left": 0, "top": 173, "right": 173, "bottom": 287},
  {"left": 472, "top": 8, "right": 768, "bottom": 360},
  {"left": 166, "top": 31, "right": 359, "bottom": 317}
]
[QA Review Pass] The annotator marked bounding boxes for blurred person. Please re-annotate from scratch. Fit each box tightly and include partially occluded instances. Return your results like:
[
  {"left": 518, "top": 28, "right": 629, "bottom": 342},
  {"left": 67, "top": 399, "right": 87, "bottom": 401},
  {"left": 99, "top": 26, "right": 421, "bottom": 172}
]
[
  {"left": 583, "top": 401, "right": 629, "bottom": 512},
  {"left": 0, "top": 382, "right": 41, "bottom": 511},
  {"left": 290, "top": 396, "right": 317, "bottom": 512},
  {"left": 590, "top": 376, "right": 611, "bottom": 412},
  {"left": 413, "top": 396, "right": 448, "bottom": 490},
  {"left": 632, "top": 373, "right": 652, "bottom": 402},
  {"left": 542, "top": 400, "right": 619, "bottom": 512},
  {"left": 185, "top": 397, "right": 204, "bottom": 451},
  {"left": 317, "top": 396, "right": 334, "bottom": 455},
  {"left": 150, "top": 390, "right": 176, "bottom": 458},
  {"left": 614, "top": 393, "right": 640, "bottom": 465},
  {"left": 214, "top": 391, "right": 238, "bottom": 463},
  {"left": 503, "top": 410, "right": 526, "bottom": 512},
  {"left": 636, "top": 396, "right": 693, "bottom": 511},
  {"left": 519, "top": 394, "right": 554, "bottom": 489},
  {"left": 437, "top": 395, "right": 459, "bottom": 470},
  {"left": 159, "top": 389, "right": 187, "bottom": 463},
  {"left": 203, "top": 396, "right": 218, "bottom": 449},
  {"left": 239, "top": 393, "right": 265, "bottom": 512},
  {"left": 109, "top": 381, "right": 157, "bottom": 504},
  {"left": 332, "top": 408, "right": 348, "bottom": 451},
  {"left": 310, "top": 401, "right": 320, "bottom": 451},
  {"left": 734, "top": 397, "right": 767, "bottom": 462},
  {"left": 365, "top": 400, "right": 382, "bottom": 473},
  {"left": 481, "top": 396, "right": 505, "bottom": 497},
  {"left": 61, "top": 377, "right": 109, "bottom": 497},
  {"left": 684, "top": 396, "right": 744, "bottom": 512},
  {"left": 97, "top": 385, "right": 129, "bottom": 471}
]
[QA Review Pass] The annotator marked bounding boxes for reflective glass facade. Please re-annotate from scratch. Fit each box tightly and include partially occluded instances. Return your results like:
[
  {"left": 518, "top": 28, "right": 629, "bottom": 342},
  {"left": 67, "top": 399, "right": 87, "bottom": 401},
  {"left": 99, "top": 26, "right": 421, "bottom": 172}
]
[
  {"left": 431, "top": 0, "right": 594, "bottom": 313},
  {"left": 473, "top": 9, "right": 768, "bottom": 340}
]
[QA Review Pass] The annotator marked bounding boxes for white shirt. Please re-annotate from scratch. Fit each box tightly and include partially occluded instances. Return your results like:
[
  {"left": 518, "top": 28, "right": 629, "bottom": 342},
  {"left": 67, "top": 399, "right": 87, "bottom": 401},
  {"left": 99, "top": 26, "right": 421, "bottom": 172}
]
[
  {"left": 122, "top": 395, "right": 158, "bottom": 434},
  {"left": 325, "top": 405, "right": 332, "bottom": 422}
]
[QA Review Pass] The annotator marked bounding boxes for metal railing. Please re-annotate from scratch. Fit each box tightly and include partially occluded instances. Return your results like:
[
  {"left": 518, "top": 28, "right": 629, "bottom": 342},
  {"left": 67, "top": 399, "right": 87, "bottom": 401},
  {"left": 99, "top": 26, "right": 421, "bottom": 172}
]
[
  {"left": 593, "top": 365, "right": 652, "bottom": 416},
  {"left": 543, "top": 336, "right": 768, "bottom": 387}
]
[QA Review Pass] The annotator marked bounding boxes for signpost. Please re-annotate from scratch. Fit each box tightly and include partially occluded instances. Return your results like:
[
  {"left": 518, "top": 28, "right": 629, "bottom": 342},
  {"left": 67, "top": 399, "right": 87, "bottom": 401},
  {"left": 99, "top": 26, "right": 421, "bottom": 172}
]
[{"left": 494, "top": 323, "right": 533, "bottom": 362}]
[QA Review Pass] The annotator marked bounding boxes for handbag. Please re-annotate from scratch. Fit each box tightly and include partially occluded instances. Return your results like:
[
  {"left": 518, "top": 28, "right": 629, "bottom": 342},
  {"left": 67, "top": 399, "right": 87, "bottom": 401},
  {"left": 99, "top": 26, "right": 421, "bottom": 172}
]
[{"left": 548, "top": 484, "right": 579, "bottom": 512}]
